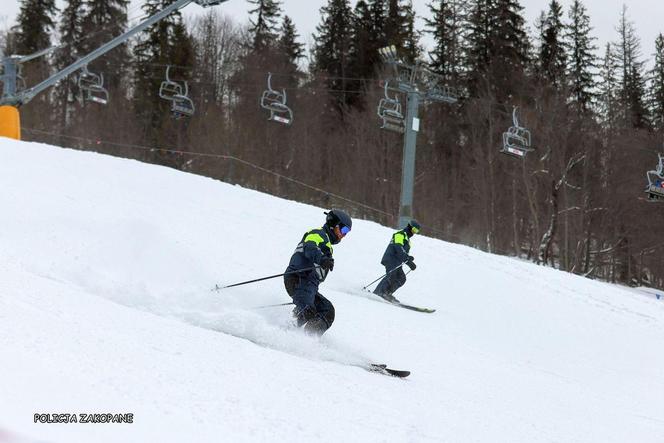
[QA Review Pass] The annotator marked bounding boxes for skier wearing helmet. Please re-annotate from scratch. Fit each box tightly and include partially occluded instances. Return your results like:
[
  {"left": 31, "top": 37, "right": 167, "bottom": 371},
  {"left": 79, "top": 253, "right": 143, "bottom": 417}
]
[
  {"left": 373, "top": 219, "right": 421, "bottom": 303},
  {"left": 284, "top": 209, "right": 352, "bottom": 335}
]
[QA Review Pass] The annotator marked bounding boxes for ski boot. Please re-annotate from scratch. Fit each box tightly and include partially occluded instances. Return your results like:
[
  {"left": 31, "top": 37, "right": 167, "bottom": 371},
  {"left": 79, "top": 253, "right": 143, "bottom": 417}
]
[
  {"left": 292, "top": 305, "right": 316, "bottom": 327},
  {"left": 292, "top": 306, "right": 329, "bottom": 336},
  {"left": 376, "top": 291, "right": 400, "bottom": 304}
]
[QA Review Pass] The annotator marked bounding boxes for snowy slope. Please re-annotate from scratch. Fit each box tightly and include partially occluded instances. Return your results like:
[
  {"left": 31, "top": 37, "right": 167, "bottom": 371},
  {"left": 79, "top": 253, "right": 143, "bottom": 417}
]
[{"left": 1, "top": 138, "right": 663, "bottom": 443}]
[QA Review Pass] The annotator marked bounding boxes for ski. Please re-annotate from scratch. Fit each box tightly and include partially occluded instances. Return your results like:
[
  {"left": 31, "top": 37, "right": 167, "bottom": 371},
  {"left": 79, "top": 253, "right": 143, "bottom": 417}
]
[
  {"left": 391, "top": 302, "right": 436, "bottom": 313},
  {"left": 368, "top": 364, "right": 410, "bottom": 378},
  {"left": 360, "top": 289, "right": 436, "bottom": 313}
]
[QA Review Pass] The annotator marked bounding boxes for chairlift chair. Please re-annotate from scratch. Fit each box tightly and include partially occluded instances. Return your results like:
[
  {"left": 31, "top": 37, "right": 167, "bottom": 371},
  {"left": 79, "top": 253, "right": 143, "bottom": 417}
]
[
  {"left": 427, "top": 85, "right": 458, "bottom": 104},
  {"left": 78, "top": 65, "right": 108, "bottom": 104},
  {"left": 159, "top": 65, "right": 184, "bottom": 100},
  {"left": 501, "top": 106, "right": 533, "bottom": 158},
  {"left": 159, "top": 65, "right": 195, "bottom": 118},
  {"left": 645, "top": 153, "right": 664, "bottom": 201},
  {"left": 170, "top": 81, "right": 195, "bottom": 119},
  {"left": 377, "top": 82, "right": 405, "bottom": 134},
  {"left": 260, "top": 72, "right": 293, "bottom": 125}
]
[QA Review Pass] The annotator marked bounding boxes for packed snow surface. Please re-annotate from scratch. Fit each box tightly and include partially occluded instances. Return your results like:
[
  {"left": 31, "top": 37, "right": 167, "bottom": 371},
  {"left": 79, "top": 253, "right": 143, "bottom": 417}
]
[{"left": 1, "top": 138, "right": 663, "bottom": 443}]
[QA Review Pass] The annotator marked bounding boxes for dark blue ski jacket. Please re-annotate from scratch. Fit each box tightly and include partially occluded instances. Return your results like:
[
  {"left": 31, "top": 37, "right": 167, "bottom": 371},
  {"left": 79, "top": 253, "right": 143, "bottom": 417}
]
[
  {"left": 286, "top": 226, "right": 334, "bottom": 283},
  {"left": 381, "top": 230, "right": 411, "bottom": 268}
]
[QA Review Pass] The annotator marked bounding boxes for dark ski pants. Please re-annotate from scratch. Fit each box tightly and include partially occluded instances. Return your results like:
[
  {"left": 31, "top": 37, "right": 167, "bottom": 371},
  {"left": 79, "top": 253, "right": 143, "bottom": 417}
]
[
  {"left": 374, "top": 265, "right": 406, "bottom": 297},
  {"left": 284, "top": 274, "right": 335, "bottom": 334}
]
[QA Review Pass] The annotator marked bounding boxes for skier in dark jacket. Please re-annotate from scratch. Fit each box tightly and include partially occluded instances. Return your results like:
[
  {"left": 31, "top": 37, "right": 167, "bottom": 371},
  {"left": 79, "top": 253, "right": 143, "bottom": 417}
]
[
  {"left": 284, "top": 209, "right": 352, "bottom": 335},
  {"left": 373, "top": 220, "right": 421, "bottom": 303}
]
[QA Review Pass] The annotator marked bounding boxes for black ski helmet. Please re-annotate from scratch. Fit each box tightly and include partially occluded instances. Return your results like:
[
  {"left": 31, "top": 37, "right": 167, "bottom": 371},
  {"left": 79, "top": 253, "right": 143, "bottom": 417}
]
[
  {"left": 325, "top": 209, "right": 352, "bottom": 230},
  {"left": 407, "top": 219, "right": 421, "bottom": 233}
]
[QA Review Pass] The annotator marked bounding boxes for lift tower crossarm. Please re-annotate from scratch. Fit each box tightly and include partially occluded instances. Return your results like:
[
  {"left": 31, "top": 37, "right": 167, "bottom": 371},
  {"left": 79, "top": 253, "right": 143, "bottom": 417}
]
[{"left": 1, "top": 0, "right": 227, "bottom": 107}]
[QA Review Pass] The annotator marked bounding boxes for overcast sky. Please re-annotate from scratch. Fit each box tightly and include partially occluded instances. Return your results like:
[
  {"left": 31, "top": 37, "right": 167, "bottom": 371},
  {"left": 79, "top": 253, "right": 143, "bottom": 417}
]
[{"left": 2, "top": 0, "right": 663, "bottom": 63}]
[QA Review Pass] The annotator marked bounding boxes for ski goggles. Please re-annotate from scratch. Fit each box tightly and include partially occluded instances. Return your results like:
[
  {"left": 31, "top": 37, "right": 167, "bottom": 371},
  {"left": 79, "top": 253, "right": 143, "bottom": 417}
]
[
  {"left": 410, "top": 226, "right": 420, "bottom": 234},
  {"left": 335, "top": 224, "right": 351, "bottom": 237}
]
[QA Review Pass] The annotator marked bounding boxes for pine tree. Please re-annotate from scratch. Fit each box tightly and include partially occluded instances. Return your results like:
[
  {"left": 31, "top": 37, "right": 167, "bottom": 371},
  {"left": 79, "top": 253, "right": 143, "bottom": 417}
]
[
  {"left": 425, "top": 0, "right": 465, "bottom": 84},
  {"left": 401, "top": 1, "right": 419, "bottom": 62},
  {"left": 385, "top": 0, "right": 419, "bottom": 63},
  {"left": 615, "top": 5, "right": 649, "bottom": 129},
  {"left": 538, "top": 0, "right": 566, "bottom": 88},
  {"left": 350, "top": 0, "right": 379, "bottom": 81},
  {"left": 650, "top": 34, "right": 664, "bottom": 132},
  {"left": 492, "top": 0, "right": 529, "bottom": 81},
  {"left": 465, "top": 0, "right": 528, "bottom": 97},
  {"left": 531, "top": 10, "right": 545, "bottom": 70},
  {"left": 350, "top": 1, "right": 371, "bottom": 79},
  {"left": 278, "top": 15, "right": 304, "bottom": 87},
  {"left": 247, "top": 0, "right": 282, "bottom": 54},
  {"left": 12, "top": 0, "right": 58, "bottom": 89},
  {"left": 57, "top": 0, "right": 85, "bottom": 71},
  {"left": 626, "top": 63, "right": 649, "bottom": 129},
  {"left": 369, "top": 0, "right": 387, "bottom": 48},
  {"left": 278, "top": 15, "right": 304, "bottom": 66},
  {"left": 465, "top": 0, "right": 493, "bottom": 85},
  {"left": 349, "top": 0, "right": 394, "bottom": 79},
  {"left": 565, "top": 0, "right": 596, "bottom": 113},
  {"left": 348, "top": 0, "right": 390, "bottom": 108},
  {"left": 80, "top": 0, "right": 130, "bottom": 90},
  {"left": 54, "top": 0, "right": 86, "bottom": 129},
  {"left": 598, "top": 43, "right": 619, "bottom": 131},
  {"left": 11, "top": 0, "right": 58, "bottom": 129},
  {"left": 13, "top": 0, "right": 58, "bottom": 55},
  {"left": 312, "top": 0, "right": 354, "bottom": 108}
]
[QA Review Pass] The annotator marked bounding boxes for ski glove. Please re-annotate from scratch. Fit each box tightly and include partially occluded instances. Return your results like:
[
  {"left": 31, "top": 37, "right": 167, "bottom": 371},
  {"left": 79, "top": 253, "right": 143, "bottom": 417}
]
[
  {"left": 406, "top": 256, "right": 416, "bottom": 270},
  {"left": 320, "top": 256, "right": 335, "bottom": 271}
]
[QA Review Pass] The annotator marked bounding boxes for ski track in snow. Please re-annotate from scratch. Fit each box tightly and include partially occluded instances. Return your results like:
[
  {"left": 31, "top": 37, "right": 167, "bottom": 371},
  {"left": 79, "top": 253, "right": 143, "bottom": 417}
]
[{"left": 1, "top": 139, "right": 664, "bottom": 443}]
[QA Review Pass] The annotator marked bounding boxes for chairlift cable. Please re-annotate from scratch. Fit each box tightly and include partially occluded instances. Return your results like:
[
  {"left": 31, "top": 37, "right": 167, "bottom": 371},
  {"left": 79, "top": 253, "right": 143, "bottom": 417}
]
[
  {"left": 129, "top": 62, "right": 386, "bottom": 85},
  {"left": 96, "top": 70, "right": 373, "bottom": 95}
]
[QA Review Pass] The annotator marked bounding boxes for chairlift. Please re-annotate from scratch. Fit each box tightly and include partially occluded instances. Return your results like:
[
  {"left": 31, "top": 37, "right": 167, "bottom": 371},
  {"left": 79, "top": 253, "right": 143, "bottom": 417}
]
[
  {"left": 377, "top": 81, "right": 405, "bottom": 134},
  {"left": 501, "top": 106, "right": 533, "bottom": 158},
  {"left": 170, "top": 82, "right": 195, "bottom": 119},
  {"left": 159, "top": 65, "right": 184, "bottom": 100},
  {"left": 645, "top": 153, "right": 664, "bottom": 201},
  {"left": 420, "top": 72, "right": 458, "bottom": 104},
  {"left": 159, "top": 65, "right": 194, "bottom": 118},
  {"left": 260, "top": 72, "right": 293, "bottom": 125},
  {"left": 426, "top": 84, "right": 458, "bottom": 104},
  {"left": 78, "top": 65, "right": 108, "bottom": 104}
]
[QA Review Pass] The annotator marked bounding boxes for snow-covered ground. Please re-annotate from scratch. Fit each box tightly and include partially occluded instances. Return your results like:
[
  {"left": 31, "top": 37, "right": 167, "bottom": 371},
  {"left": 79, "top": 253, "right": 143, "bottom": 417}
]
[{"left": 1, "top": 138, "right": 663, "bottom": 443}]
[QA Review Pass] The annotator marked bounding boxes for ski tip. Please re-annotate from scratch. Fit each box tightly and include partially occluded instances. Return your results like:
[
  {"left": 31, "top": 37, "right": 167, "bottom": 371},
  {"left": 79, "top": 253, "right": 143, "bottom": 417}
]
[
  {"left": 369, "top": 364, "right": 410, "bottom": 378},
  {"left": 394, "top": 303, "right": 436, "bottom": 313},
  {"left": 384, "top": 368, "right": 410, "bottom": 378}
]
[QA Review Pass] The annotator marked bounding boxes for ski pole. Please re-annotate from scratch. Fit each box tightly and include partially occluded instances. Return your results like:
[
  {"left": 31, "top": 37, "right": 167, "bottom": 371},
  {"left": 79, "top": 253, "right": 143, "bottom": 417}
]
[
  {"left": 362, "top": 262, "right": 407, "bottom": 291},
  {"left": 213, "top": 267, "right": 316, "bottom": 291},
  {"left": 252, "top": 301, "right": 294, "bottom": 310}
]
